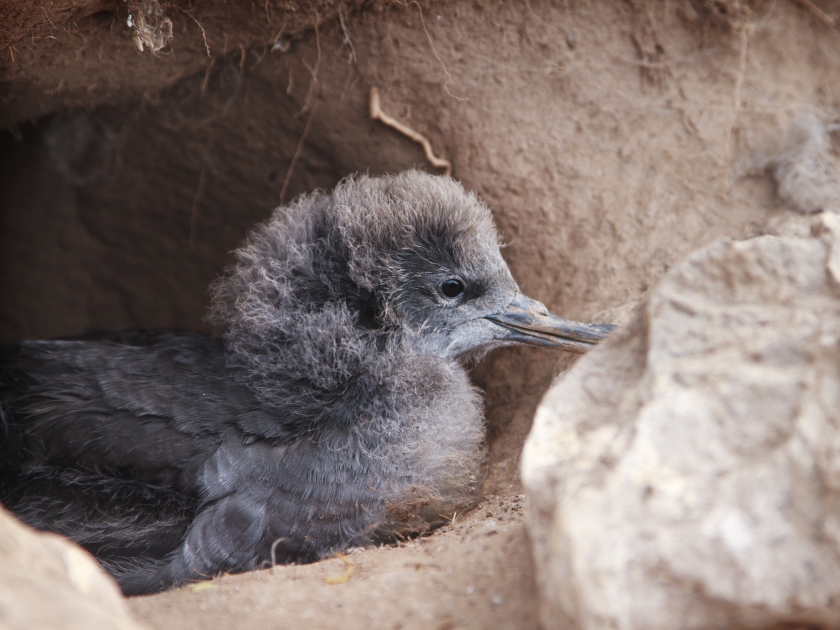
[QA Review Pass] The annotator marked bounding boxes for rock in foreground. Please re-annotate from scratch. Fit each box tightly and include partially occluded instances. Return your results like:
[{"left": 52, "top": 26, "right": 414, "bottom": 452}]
[
  {"left": 0, "top": 505, "right": 149, "bottom": 630},
  {"left": 523, "top": 215, "right": 840, "bottom": 630}
]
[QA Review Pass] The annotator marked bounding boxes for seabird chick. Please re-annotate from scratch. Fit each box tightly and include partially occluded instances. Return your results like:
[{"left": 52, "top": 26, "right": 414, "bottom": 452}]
[{"left": 0, "top": 171, "right": 613, "bottom": 594}]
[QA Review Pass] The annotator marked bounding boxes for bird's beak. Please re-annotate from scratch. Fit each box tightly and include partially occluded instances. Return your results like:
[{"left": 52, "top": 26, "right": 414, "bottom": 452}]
[{"left": 485, "top": 293, "right": 616, "bottom": 354}]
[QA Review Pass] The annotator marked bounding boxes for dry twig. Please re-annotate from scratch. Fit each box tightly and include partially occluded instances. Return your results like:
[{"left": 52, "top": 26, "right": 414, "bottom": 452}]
[{"left": 369, "top": 87, "right": 452, "bottom": 176}]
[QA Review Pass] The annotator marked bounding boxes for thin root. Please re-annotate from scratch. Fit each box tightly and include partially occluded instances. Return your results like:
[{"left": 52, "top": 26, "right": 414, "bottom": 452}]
[
  {"left": 189, "top": 165, "right": 207, "bottom": 250},
  {"left": 722, "top": 25, "right": 749, "bottom": 196},
  {"left": 369, "top": 87, "right": 452, "bottom": 177},
  {"left": 338, "top": 7, "right": 357, "bottom": 64},
  {"left": 790, "top": 0, "right": 835, "bottom": 26},
  {"left": 402, "top": 1, "right": 467, "bottom": 101},
  {"left": 41, "top": 6, "right": 57, "bottom": 30},
  {"left": 178, "top": 8, "right": 211, "bottom": 58},
  {"left": 201, "top": 57, "right": 216, "bottom": 96},
  {"left": 325, "top": 552, "right": 355, "bottom": 585},
  {"left": 298, "top": 15, "right": 322, "bottom": 116},
  {"left": 270, "top": 537, "right": 288, "bottom": 575},
  {"left": 250, "top": 43, "right": 269, "bottom": 71},
  {"left": 279, "top": 103, "right": 318, "bottom": 204}
]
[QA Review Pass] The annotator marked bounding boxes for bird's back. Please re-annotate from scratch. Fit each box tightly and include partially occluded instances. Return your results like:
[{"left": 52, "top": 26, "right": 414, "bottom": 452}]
[{"left": 0, "top": 331, "right": 259, "bottom": 579}]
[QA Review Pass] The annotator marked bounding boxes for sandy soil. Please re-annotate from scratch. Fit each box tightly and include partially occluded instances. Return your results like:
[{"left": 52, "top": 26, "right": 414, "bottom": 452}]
[
  {"left": 2, "top": 0, "right": 840, "bottom": 628},
  {"left": 130, "top": 493, "right": 538, "bottom": 630}
]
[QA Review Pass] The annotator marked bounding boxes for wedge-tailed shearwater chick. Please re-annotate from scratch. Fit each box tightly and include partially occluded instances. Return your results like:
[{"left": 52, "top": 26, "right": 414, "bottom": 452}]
[{"left": 0, "top": 171, "right": 613, "bottom": 594}]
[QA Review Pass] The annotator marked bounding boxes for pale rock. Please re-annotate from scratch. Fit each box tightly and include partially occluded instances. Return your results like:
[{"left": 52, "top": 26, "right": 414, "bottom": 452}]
[
  {"left": 523, "top": 216, "right": 840, "bottom": 630},
  {"left": 0, "top": 505, "right": 149, "bottom": 630}
]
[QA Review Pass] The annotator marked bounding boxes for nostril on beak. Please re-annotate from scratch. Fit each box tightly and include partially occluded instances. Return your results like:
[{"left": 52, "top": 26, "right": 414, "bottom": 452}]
[
  {"left": 523, "top": 294, "right": 551, "bottom": 317},
  {"left": 532, "top": 301, "right": 549, "bottom": 316}
]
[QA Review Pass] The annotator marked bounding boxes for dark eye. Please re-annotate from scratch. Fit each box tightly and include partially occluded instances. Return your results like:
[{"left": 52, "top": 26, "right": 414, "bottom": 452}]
[{"left": 441, "top": 279, "right": 464, "bottom": 298}]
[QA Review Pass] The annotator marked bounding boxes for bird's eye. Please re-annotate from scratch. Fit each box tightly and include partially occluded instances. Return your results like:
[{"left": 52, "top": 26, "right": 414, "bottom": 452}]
[{"left": 441, "top": 279, "right": 464, "bottom": 298}]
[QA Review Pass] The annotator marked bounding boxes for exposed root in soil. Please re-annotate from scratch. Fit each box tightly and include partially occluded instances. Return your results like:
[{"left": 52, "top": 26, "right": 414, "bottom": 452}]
[
  {"left": 40, "top": 6, "right": 57, "bottom": 31},
  {"left": 201, "top": 57, "right": 216, "bottom": 96},
  {"left": 279, "top": 103, "right": 318, "bottom": 203},
  {"left": 178, "top": 8, "right": 212, "bottom": 58},
  {"left": 400, "top": 0, "right": 468, "bottom": 101},
  {"left": 369, "top": 87, "right": 452, "bottom": 176},
  {"left": 189, "top": 165, "right": 207, "bottom": 249},
  {"left": 125, "top": 0, "right": 173, "bottom": 54},
  {"left": 723, "top": 23, "right": 749, "bottom": 195},
  {"left": 249, "top": 44, "right": 269, "bottom": 72},
  {"left": 339, "top": 8, "right": 358, "bottom": 64},
  {"left": 298, "top": 16, "right": 322, "bottom": 116}
]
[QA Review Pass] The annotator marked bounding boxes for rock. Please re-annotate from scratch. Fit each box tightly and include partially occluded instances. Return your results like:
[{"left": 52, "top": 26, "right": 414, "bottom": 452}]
[
  {"left": 0, "top": 505, "right": 149, "bottom": 630},
  {"left": 522, "top": 216, "right": 840, "bottom": 630}
]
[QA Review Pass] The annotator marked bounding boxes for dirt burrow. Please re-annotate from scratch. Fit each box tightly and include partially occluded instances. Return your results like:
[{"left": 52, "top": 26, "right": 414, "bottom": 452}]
[{"left": 2, "top": 1, "right": 840, "bottom": 628}]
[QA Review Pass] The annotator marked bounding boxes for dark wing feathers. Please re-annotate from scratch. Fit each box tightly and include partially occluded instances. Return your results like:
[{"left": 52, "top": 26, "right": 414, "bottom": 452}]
[
  {"left": 0, "top": 331, "right": 366, "bottom": 593},
  {"left": 0, "top": 332, "right": 255, "bottom": 483},
  {"left": 3, "top": 466, "right": 195, "bottom": 558},
  {"left": 0, "top": 332, "right": 286, "bottom": 587}
]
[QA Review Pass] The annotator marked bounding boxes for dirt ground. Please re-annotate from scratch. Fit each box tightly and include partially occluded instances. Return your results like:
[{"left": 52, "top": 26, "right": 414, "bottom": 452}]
[
  {"left": 130, "top": 494, "right": 539, "bottom": 630},
  {"left": 2, "top": 0, "right": 840, "bottom": 628}
]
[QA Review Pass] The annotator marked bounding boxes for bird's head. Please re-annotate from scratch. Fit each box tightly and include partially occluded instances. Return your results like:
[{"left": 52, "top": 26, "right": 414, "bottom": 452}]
[
  {"left": 325, "top": 171, "right": 615, "bottom": 360},
  {"left": 210, "top": 171, "right": 613, "bottom": 373}
]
